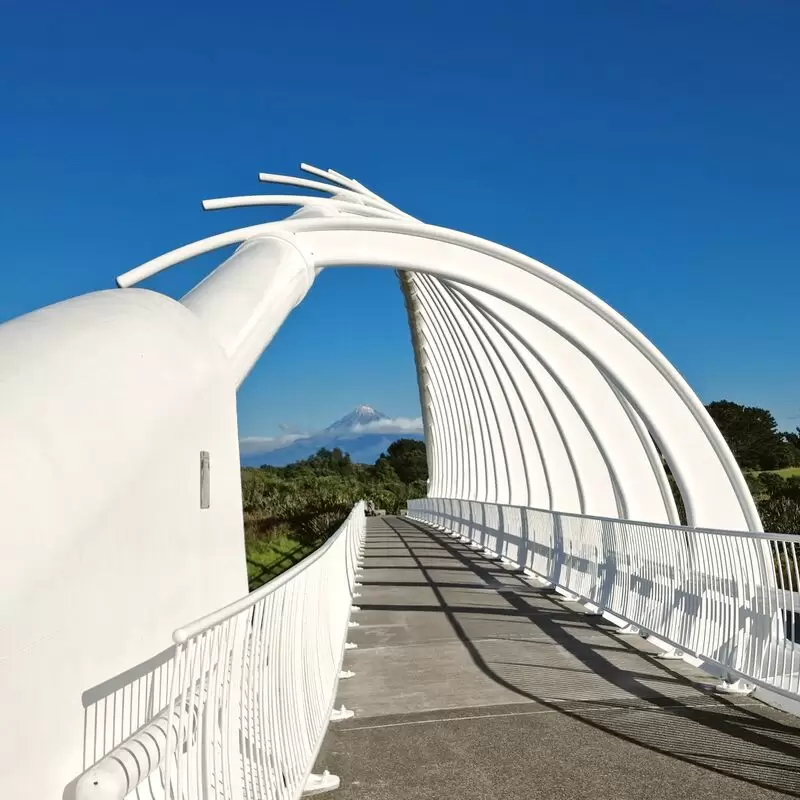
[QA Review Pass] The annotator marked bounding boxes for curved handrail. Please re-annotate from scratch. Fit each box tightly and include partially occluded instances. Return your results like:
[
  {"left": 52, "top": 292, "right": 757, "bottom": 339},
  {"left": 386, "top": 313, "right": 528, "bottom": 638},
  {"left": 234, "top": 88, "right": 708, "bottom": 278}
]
[{"left": 76, "top": 502, "right": 366, "bottom": 800}]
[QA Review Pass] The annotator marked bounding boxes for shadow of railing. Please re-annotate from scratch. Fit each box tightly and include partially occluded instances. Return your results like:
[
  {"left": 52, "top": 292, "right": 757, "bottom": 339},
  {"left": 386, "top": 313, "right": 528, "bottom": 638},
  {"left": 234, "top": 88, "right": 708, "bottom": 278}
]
[
  {"left": 60, "top": 646, "right": 175, "bottom": 798},
  {"left": 246, "top": 539, "right": 316, "bottom": 590},
  {"left": 413, "top": 499, "right": 799, "bottom": 692},
  {"left": 385, "top": 516, "right": 800, "bottom": 798}
]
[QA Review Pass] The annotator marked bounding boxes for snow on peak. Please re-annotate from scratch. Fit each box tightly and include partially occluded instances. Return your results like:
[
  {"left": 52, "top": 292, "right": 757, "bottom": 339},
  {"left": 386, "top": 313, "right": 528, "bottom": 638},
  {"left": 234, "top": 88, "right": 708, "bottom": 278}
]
[{"left": 324, "top": 405, "right": 389, "bottom": 433}]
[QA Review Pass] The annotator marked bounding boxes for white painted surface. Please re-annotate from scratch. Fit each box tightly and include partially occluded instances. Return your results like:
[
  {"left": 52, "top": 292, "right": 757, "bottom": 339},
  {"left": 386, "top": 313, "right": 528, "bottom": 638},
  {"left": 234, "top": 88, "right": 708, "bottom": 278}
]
[
  {"left": 0, "top": 290, "right": 247, "bottom": 799},
  {"left": 115, "top": 166, "right": 760, "bottom": 531},
  {"left": 181, "top": 234, "right": 315, "bottom": 387},
  {"left": 0, "top": 164, "right": 773, "bottom": 797}
]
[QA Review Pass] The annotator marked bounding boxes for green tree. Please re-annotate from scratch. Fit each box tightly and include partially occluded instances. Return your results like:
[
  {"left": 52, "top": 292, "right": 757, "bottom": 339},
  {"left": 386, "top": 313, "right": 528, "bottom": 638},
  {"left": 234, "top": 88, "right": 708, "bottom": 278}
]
[
  {"left": 706, "top": 400, "right": 792, "bottom": 470},
  {"left": 781, "top": 429, "right": 800, "bottom": 466},
  {"left": 761, "top": 472, "right": 786, "bottom": 497},
  {"left": 783, "top": 429, "right": 800, "bottom": 450},
  {"left": 242, "top": 438, "right": 428, "bottom": 588},
  {"left": 303, "top": 447, "right": 354, "bottom": 475},
  {"left": 380, "top": 438, "right": 428, "bottom": 484},
  {"left": 759, "top": 495, "right": 800, "bottom": 535},
  {"left": 373, "top": 457, "right": 401, "bottom": 484}
]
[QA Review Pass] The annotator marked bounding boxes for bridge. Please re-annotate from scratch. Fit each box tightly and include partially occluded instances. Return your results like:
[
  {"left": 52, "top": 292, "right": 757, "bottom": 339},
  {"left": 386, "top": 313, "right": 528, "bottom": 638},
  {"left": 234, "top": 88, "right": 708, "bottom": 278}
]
[
  {"left": 323, "top": 516, "right": 800, "bottom": 799},
  {"left": 2, "top": 164, "right": 800, "bottom": 798}
]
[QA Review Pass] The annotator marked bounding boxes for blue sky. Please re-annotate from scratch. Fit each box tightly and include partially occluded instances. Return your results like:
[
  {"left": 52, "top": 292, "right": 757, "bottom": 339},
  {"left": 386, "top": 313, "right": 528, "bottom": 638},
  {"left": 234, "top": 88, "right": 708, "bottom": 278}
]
[{"left": 1, "top": 1, "right": 798, "bottom": 436}]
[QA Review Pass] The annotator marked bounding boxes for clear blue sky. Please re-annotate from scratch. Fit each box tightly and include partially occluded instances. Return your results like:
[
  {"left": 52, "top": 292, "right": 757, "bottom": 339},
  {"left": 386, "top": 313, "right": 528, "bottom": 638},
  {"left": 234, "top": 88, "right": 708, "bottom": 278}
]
[{"left": 1, "top": 1, "right": 798, "bottom": 436}]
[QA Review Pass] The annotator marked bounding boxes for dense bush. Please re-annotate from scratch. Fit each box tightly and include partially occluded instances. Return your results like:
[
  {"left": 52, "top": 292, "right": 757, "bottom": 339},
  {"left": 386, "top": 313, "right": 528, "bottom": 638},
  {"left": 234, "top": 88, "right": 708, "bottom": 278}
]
[
  {"left": 659, "top": 400, "right": 800, "bottom": 534},
  {"left": 242, "top": 439, "right": 427, "bottom": 589},
  {"left": 706, "top": 400, "right": 800, "bottom": 471},
  {"left": 243, "top": 401, "right": 800, "bottom": 590}
]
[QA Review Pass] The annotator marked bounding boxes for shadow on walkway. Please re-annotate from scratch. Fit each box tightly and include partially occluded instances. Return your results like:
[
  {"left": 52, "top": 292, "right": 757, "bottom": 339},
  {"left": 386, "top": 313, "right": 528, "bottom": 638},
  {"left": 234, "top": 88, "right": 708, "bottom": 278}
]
[{"left": 336, "top": 516, "right": 800, "bottom": 798}]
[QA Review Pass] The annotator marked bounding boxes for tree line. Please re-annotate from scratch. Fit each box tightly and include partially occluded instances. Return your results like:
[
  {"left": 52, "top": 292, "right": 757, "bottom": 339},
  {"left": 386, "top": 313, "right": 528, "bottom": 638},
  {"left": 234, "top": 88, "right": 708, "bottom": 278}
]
[
  {"left": 242, "top": 400, "right": 799, "bottom": 588},
  {"left": 242, "top": 439, "right": 427, "bottom": 588},
  {"left": 704, "top": 400, "right": 800, "bottom": 534}
]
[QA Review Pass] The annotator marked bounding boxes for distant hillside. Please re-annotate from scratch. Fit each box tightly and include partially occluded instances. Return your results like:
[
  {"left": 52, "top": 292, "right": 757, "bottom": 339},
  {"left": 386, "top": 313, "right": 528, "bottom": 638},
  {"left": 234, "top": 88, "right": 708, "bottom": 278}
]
[{"left": 241, "top": 406, "right": 424, "bottom": 466}]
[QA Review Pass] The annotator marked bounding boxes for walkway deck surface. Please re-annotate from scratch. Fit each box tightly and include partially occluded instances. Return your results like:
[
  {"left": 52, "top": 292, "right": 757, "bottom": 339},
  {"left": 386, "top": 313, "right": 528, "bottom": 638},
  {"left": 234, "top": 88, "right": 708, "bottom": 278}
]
[{"left": 316, "top": 516, "right": 800, "bottom": 799}]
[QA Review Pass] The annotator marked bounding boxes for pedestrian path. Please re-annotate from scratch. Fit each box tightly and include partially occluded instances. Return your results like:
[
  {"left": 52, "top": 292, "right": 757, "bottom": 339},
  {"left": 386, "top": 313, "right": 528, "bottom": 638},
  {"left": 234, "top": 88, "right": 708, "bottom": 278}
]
[{"left": 316, "top": 515, "right": 800, "bottom": 799}]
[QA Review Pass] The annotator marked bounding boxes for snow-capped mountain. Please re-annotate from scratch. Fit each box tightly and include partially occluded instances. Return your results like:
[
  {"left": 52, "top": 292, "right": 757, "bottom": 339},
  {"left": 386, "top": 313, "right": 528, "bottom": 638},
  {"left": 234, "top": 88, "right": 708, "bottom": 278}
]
[
  {"left": 240, "top": 406, "right": 424, "bottom": 467},
  {"left": 323, "top": 405, "right": 388, "bottom": 434}
]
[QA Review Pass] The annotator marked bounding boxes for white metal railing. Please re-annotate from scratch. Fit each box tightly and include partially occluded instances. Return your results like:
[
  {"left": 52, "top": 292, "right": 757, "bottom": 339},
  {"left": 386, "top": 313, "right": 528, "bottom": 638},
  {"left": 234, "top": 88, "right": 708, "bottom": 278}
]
[
  {"left": 408, "top": 497, "right": 800, "bottom": 701},
  {"left": 77, "top": 502, "right": 365, "bottom": 800}
]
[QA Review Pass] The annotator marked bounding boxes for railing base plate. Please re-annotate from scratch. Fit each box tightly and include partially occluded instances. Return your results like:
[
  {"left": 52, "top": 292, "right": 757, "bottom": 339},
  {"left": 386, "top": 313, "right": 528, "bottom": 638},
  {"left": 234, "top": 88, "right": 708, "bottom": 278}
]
[
  {"left": 303, "top": 770, "right": 341, "bottom": 796},
  {"left": 331, "top": 704, "right": 355, "bottom": 721},
  {"left": 616, "top": 624, "right": 642, "bottom": 636},
  {"left": 715, "top": 679, "right": 755, "bottom": 696},
  {"left": 657, "top": 647, "right": 685, "bottom": 661}
]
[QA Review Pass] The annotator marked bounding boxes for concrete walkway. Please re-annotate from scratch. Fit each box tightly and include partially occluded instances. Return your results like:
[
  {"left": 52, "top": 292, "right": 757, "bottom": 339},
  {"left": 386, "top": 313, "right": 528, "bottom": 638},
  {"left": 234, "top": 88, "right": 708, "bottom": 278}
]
[{"left": 316, "top": 516, "right": 800, "bottom": 799}]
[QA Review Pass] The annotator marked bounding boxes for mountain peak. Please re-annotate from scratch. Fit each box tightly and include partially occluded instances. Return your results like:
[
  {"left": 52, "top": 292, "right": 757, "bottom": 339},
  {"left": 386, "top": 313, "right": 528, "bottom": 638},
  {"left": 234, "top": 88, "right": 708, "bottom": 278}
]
[
  {"left": 241, "top": 404, "right": 424, "bottom": 466},
  {"left": 324, "top": 405, "right": 388, "bottom": 434}
]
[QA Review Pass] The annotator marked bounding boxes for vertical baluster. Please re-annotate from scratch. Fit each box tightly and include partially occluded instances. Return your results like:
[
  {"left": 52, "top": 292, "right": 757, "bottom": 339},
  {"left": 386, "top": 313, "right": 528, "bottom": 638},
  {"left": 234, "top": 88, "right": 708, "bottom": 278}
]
[
  {"left": 703, "top": 531, "right": 722, "bottom": 669},
  {"left": 763, "top": 536, "right": 780, "bottom": 687},
  {"left": 254, "top": 601, "right": 270, "bottom": 798},
  {"left": 682, "top": 526, "right": 698, "bottom": 660},
  {"left": 187, "top": 632, "right": 207, "bottom": 800},
  {"left": 194, "top": 631, "right": 212, "bottom": 800},
  {"left": 251, "top": 599, "right": 270, "bottom": 800},
  {"left": 204, "top": 625, "right": 222, "bottom": 800},
  {"left": 175, "top": 637, "right": 195, "bottom": 800},
  {"left": 778, "top": 540, "right": 791, "bottom": 690},
  {"left": 280, "top": 581, "right": 301, "bottom": 788},
  {"left": 649, "top": 517, "right": 666, "bottom": 643},
  {"left": 788, "top": 541, "right": 800, "bottom": 695},
  {"left": 264, "top": 593, "right": 284, "bottom": 799},
  {"left": 740, "top": 531, "right": 760, "bottom": 684},
  {"left": 222, "top": 616, "right": 240, "bottom": 800},
  {"left": 164, "top": 643, "right": 185, "bottom": 800}
]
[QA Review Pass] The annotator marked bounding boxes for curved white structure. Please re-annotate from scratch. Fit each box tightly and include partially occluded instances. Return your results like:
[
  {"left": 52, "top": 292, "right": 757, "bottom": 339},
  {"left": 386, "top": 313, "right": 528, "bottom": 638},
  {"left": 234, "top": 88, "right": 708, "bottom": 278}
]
[
  {"left": 117, "top": 164, "right": 758, "bottom": 531},
  {"left": 0, "top": 164, "right": 775, "bottom": 798}
]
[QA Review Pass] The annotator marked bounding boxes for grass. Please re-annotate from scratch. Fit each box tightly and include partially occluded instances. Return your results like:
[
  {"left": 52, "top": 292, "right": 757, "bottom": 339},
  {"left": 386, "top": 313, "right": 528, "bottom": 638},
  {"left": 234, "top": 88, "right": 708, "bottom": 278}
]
[
  {"left": 749, "top": 467, "right": 800, "bottom": 479},
  {"left": 245, "top": 532, "right": 323, "bottom": 591},
  {"left": 242, "top": 511, "right": 351, "bottom": 591}
]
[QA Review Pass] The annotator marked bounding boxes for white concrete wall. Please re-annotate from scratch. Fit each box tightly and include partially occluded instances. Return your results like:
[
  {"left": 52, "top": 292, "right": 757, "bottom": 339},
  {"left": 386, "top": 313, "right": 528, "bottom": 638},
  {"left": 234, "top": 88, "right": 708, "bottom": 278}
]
[{"left": 0, "top": 289, "right": 247, "bottom": 799}]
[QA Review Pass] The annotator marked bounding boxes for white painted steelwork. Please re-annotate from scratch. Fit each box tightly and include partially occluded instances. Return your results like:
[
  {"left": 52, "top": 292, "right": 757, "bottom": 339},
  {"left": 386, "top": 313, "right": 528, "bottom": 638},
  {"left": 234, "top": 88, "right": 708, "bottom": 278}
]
[
  {"left": 0, "top": 163, "right": 778, "bottom": 796},
  {"left": 408, "top": 498, "right": 800, "bottom": 701},
  {"left": 75, "top": 502, "right": 365, "bottom": 799},
  {"left": 115, "top": 165, "right": 759, "bottom": 533}
]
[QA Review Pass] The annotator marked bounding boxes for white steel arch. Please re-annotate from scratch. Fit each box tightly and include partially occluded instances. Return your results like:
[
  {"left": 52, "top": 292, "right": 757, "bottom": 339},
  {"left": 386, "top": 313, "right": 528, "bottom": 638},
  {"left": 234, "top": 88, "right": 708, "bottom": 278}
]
[
  {"left": 1, "top": 163, "right": 775, "bottom": 798},
  {"left": 116, "top": 165, "right": 759, "bottom": 532}
]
